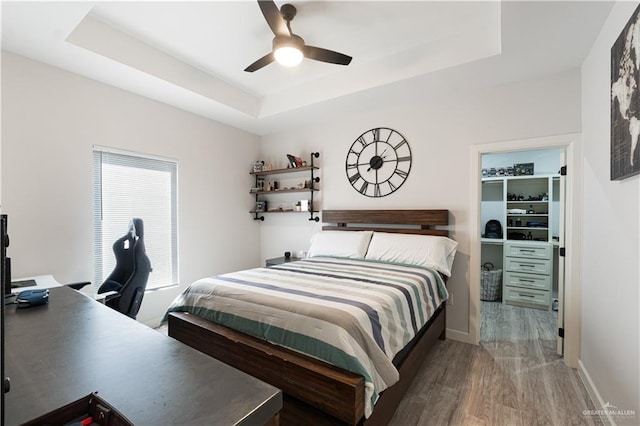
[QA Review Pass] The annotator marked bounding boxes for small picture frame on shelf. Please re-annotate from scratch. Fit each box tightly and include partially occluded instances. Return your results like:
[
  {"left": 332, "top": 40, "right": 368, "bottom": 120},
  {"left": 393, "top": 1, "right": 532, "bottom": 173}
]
[
  {"left": 253, "top": 160, "right": 265, "bottom": 173},
  {"left": 255, "top": 201, "right": 267, "bottom": 212},
  {"left": 286, "top": 154, "right": 304, "bottom": 168},
  {"left": 514, "top": 163, "right": 534, "bottom": 176}
]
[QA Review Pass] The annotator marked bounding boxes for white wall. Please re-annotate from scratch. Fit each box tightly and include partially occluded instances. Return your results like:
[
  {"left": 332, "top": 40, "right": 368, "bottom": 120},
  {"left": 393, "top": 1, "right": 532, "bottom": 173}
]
[
  {"left": 0, "top": 52, "right": 261, "bottom": 326},
  {"left": 260, "top": 69, "right": 581, "bottom": 336},
  {"left": 581, "top": 2, "right": 640, "bottom": 420}
]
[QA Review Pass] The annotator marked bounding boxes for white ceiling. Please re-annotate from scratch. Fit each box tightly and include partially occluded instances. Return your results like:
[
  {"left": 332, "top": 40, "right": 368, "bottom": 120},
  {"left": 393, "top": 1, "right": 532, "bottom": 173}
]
[{"left": 1, "top": 1, "right": 613, "bottom": 135}]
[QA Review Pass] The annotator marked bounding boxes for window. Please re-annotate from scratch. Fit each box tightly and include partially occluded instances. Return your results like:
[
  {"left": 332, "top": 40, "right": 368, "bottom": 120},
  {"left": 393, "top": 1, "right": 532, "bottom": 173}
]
[{"left": 93, "top": 146, "right": 178, "bottom": 291}]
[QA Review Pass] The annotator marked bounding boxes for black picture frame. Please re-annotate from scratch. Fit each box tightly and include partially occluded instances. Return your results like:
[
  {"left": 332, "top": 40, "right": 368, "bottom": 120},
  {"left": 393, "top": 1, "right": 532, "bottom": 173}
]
[
  {"left": 514, "top": 163, "right": 534, "bottom": 176},
  {"left": 611, "top": 3, "right": 640, "bottom": 181}
]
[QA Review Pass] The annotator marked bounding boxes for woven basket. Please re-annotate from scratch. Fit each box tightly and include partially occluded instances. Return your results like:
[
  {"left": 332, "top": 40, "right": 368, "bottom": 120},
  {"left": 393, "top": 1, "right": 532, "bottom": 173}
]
[{"left": 480, "top": 262, "right": 502, "bottom": 301}]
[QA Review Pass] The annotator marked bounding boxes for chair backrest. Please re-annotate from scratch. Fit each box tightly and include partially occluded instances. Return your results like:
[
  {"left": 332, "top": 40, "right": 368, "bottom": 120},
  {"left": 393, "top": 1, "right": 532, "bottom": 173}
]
[{"left": 98, "top": 218, "right": 151, "bottom": 319}]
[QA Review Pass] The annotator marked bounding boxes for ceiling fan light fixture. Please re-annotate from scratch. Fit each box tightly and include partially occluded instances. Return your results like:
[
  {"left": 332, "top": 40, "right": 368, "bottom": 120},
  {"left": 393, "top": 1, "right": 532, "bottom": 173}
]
[
  {"left": 274, "top": 45, "right": 303, "bottom": 66},
  {"left": 245, "top": 1, "right": 351, "bottom": 72}
]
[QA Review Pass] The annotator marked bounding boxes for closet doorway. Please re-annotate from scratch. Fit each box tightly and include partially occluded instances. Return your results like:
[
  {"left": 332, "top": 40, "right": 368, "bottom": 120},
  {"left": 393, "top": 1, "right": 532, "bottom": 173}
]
[
  {"left": 469, "top": 133, "right": 581, "bottom": 368},
  {"left": 479, "top": 148, "right": 565, "bottom": 355}
]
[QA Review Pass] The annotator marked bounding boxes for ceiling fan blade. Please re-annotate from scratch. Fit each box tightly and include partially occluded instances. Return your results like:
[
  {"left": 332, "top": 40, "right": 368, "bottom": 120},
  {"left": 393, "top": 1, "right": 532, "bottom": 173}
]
[
  {"left": 303, "top": 46, "right": 352, "bottom": 66},
  {"left": 258, "top": 0, "right": 290, "bottom": 37},
  {"left": 244, "top": 52, "right": 275, "bottom": 72}
]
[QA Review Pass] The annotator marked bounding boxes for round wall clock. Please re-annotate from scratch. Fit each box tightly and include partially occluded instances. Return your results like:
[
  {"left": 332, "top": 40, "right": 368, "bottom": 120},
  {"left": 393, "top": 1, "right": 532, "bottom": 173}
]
[{"left": 345, "top": 127, "right": 412, "bottom": 197}]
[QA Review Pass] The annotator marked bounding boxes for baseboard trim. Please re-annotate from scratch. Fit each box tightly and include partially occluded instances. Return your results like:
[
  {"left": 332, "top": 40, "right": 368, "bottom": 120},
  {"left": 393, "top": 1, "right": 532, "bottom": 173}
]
[
  {"left": 578, "top": 359, "right": 615, "bottom": 426},
  {"left": 445, "top": 328, "right": 475, "bottom": 345}
]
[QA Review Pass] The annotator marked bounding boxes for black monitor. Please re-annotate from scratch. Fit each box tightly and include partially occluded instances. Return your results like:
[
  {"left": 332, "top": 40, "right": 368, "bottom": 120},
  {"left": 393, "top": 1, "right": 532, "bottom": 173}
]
[
  {"left": 1, "top": 213, "right": 11, "bottom": 418},
  {"left": 2, "top": 214, "right": 10, "bottom": 295}
]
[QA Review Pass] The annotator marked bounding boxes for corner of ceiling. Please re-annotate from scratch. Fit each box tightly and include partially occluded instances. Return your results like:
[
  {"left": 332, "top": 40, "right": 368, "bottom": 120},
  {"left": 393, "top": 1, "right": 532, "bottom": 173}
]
[{"left": 66, "top": 12, "right": 260, "bottom": 118}]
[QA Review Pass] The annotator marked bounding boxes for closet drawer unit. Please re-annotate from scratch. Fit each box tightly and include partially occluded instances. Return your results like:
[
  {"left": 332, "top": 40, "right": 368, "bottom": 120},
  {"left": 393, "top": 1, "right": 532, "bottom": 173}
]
[
  {"left": 505, "top": 243, "right": 552, "bottom": 259},
  {"left": 505, "top": 258, "right": 551, "bottom": 275},
  {"left": 503, "top": 286, "right": 551, "bottom": 309},
  {"left": 503, "top": 241, "right": 552, "bottom": 310},
  {"left": 504, "top": 271, "right": 551, "bottom": 291}
]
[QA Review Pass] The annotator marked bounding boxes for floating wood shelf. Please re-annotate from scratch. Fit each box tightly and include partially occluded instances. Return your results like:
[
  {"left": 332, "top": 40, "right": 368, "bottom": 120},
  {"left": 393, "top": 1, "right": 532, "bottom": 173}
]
[
  {"left": 250, "top": 166, "right": 319, "bottom": 176},
  {"left": 251, "top": 153, "right": 320, "bottom": 222},
  {"left": 250, "top": 188, "right": 319, "bottom": 195}
]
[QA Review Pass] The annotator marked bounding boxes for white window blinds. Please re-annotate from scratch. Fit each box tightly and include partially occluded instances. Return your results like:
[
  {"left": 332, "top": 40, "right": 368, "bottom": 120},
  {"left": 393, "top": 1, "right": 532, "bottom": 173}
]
[{"left": 93, "top": 146, "right": 178, "bottom": 291}]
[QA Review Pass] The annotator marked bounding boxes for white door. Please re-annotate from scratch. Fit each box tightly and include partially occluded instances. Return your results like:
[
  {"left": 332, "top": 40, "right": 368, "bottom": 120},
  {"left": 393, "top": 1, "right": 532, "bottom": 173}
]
[{"left": 556, "top": 152, "right": 567, "bottom": 355}]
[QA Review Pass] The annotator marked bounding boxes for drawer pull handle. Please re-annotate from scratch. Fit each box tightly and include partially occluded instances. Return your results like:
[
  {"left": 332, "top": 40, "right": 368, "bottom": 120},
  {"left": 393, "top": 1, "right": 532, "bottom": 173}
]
[
  {"left": 519, "top": 249, "right": 535, "bottom": 253},
  {"left": 519, "top": 279, "right": 535, "bottom": 283},
  {"left": 518, "top": 293, "right": 535, "bottom": 298},
  {"left": 520, "top": 264, "right": 536, "bottom": 268}
]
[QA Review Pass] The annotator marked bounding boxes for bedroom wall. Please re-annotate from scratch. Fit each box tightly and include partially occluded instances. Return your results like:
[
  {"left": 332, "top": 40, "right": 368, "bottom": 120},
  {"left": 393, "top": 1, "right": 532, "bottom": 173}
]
[
  {"left": 259, "top": 69, "right": 581, "bottom": 337},
  {"left": 581, "top": 2, "right": 640, "bottom": 421},
  {"left": 0, "top": 51, "right": 261, "bottom": 326}
]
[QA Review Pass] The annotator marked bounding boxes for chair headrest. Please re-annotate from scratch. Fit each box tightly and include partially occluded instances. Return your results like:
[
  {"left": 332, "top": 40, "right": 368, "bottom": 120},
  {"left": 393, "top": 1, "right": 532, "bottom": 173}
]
[{"left": 129, "top": 218, "right": 144, "bottom": 239}]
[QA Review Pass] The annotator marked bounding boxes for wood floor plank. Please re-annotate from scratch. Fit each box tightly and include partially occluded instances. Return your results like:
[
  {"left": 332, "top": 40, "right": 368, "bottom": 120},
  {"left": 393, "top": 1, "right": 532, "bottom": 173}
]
[{"left": 388, "top": 302, "right": 601, "bottom": 426}]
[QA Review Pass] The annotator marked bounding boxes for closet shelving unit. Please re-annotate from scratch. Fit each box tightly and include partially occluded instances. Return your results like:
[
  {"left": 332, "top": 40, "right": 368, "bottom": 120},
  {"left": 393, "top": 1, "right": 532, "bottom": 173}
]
[
  {"left": 481, "top": 174, "right": 561, "bottom": 310},
  {"left": 481, "top": 174, "right": 560, "bottom": 245}
]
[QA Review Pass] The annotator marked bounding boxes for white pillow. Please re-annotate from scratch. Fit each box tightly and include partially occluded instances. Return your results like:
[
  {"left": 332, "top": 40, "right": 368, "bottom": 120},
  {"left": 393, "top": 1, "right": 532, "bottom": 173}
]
[
  {"left": 307, "top": 231, "right": 373, "bottom": 259},
  {"left": 364, "top": 232, "right": 458, "bottom": 277}
]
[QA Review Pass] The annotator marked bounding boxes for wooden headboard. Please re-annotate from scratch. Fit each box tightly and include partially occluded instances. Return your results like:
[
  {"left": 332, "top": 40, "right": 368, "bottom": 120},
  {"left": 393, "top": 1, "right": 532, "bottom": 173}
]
[{"left": 322, "top": 209, "right": 449, "bottom": 236}]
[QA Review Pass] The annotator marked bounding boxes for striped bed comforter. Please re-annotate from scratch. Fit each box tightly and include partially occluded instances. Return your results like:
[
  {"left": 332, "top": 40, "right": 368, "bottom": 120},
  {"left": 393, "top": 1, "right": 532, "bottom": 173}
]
[{"left": 165, "top": 257, "right": 448, "bottom": 417}]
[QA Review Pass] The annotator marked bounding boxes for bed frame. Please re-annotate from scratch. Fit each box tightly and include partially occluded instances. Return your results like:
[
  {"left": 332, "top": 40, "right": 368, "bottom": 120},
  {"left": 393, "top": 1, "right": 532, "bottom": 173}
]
[{"left": 168, "top": 209, "right": 450, "bottom": 425}]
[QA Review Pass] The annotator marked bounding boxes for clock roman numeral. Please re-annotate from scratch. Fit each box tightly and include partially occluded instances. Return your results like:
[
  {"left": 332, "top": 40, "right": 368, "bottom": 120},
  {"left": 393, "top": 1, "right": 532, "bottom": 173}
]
[
  {"left": 374, "top": 183, "right": 382, "bottom": 197},
  {"left": 359, "top": 181, "right": 368, "bottom": 195},
  {"left": 388, "top": 180, "right": 397, "bottom": 193},
  {"left": 346, "top": 163, "right": 358, "bottom": 169},
  {"left": 394, "top": 139, "right": 408, "bottom": 150},
  {"left": 349, "top": 172, "right": 361, "bottom": 184},
  {"left": 371, "top": 128, "right": 380, "bottom": 142},
  {"left": 394, "top": 169, "right": 409, "bottom": 179},
  {"left": 356, "top": 136, "right": 368, "bottom": 147},
  {"left": 385, "top": 129, "right": 393, "bottom": 143},
  {"left": 397, "top": 156, "right": 411, "bottom": 163}
]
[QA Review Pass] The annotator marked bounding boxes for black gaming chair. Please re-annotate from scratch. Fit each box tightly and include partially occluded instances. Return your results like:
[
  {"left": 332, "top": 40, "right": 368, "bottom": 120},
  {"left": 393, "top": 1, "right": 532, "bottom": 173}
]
[{"left": 97, "top": 218, "right": 152, "bottom": 319}]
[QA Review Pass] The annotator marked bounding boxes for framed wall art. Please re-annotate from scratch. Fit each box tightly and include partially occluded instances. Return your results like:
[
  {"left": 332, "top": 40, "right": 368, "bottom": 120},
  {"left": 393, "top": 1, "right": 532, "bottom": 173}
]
[{"left": 611, "top": 3, "right": 640, "bottom": 180}]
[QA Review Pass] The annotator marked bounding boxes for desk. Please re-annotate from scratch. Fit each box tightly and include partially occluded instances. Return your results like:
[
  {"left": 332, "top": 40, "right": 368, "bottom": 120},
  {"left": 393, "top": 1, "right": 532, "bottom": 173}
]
[
  {"left": 4, "top": 286, "right": 282, "bottom": 425},
  {"left": 11, "top": 275, "right": 62, "bottom": 292}
]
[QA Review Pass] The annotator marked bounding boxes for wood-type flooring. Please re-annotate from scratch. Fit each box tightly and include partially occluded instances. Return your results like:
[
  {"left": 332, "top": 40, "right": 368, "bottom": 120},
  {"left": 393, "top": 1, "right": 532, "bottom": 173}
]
[{"left": 388, "top": 301, "right": 602, "bottom": 426}]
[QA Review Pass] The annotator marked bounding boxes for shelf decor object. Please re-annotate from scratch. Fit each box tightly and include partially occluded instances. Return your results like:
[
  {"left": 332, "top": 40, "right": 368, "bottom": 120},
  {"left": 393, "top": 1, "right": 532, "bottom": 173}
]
[{"left": 250, "top": 152, "right": 320, "bottom": 222}]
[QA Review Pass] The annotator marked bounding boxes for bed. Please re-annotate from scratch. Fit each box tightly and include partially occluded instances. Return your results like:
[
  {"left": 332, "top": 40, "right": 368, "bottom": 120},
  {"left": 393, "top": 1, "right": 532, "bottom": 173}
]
[{"left": 167, "top": 209, "right": 454, "bottom": 425}]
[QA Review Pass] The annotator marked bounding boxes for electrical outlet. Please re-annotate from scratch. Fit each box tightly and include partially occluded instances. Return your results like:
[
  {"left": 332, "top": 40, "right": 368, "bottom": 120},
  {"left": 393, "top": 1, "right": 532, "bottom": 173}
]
[{"left": 447, "top": 293, "right": 453, "bottom": 305}]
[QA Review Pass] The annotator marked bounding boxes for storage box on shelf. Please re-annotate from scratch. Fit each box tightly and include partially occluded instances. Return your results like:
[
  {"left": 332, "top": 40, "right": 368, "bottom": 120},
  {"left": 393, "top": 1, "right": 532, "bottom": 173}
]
[{"left": 250, "top": 152, "right": 320, "bottom": 222}]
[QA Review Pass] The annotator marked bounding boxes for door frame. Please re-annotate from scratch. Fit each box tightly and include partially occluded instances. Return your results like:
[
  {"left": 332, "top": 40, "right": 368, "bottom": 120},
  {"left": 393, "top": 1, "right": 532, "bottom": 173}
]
[{"left": 469, "top": 133, "right": 582, "bottom": 368}]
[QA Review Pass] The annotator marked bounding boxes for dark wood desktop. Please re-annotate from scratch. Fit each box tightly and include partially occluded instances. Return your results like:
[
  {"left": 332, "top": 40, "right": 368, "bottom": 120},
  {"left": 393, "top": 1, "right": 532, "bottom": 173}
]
[{"left": 4, "top": 286, "right": 282, "bottom": 425}]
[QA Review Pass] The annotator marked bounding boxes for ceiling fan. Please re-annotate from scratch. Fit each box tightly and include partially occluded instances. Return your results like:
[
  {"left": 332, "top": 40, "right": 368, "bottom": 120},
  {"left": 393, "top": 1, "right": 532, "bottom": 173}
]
[{"left": 244, "top": 0, "right": 353, "bottom": 72}]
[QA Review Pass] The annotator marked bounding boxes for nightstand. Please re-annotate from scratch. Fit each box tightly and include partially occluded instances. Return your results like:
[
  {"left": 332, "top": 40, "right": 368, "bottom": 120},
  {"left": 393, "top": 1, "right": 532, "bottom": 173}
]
[{"left": 265, "top": 256, "right": 301, "bottom": 267}]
